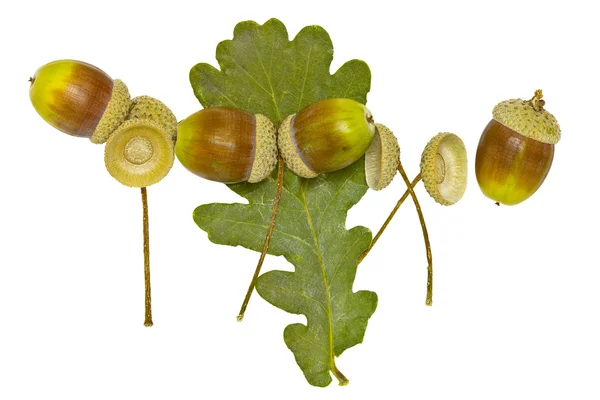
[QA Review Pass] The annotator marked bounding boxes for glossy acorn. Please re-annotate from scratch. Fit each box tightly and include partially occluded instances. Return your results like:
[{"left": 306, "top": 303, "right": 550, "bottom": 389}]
[
  {"left": 29, "top": 59, "right": 130, "bottom": 143},
  {"left": 278, "top": 98, "right": 377, "bottom": 178},
  {"left": 475, "top": 90, "right": 560, "bottom": 205},
  {"left": 176, "top": 107, "right": 278, "bottom": 184}
]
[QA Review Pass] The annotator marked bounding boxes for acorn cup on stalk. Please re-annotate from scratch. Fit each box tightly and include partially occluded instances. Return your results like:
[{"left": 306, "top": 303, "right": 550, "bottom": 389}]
[
  {"left": 475, "top": 90, "right": 560, "bottom": 206},
  {"left": 359, "top": 128, "right": 468, "bottom": 306},
  {"left": 29, "top": 59, "right": 177, "bottom": 326},
  {"left": 176, "top": 97, "right": 380, "bottom": 321}
]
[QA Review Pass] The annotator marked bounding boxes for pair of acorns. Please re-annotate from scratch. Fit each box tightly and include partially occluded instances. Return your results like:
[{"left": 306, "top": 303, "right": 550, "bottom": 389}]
[{"left": 29, "top": 60, "right": 178, "bottom": 188}]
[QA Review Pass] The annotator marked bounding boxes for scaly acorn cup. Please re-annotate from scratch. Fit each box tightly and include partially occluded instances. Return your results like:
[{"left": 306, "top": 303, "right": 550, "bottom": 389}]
[
  {"left": 105, "top": 96, "right": 177, "bottom": 188},
  {"left": 104, "top": 95, "right": 178, "bottom": 327},
  {"left": 278, "top": 98, "right": 376, "bottom": 178},
  {"left": 365, "top": 123, "right": 400, "bottom": 190},
  {"left": 176, "top": 106, "right": 280, "bottom": 321},
  {"left": 475, "top": 90, "right": 559, "bottom": 205},
  {"left": 421, "top": 132, "right": 469, "bottom": 206},
  {"left": 176, "top": 107, "right": 278, "bottom": 184},
  {"left": 29, "top": 59, "right": 130, "bottom": 143}
]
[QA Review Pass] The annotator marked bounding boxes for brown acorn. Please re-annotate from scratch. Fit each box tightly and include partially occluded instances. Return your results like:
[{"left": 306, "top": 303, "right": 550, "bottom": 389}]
[
  {"left": 29, "top": 59, "right": 130, "bottom": 143},
  {"left": 176, "top": 107, "right": 277, "bottom": 184},
  {"left": 475, "top": 90, "right": 560, "bottom": 205}
]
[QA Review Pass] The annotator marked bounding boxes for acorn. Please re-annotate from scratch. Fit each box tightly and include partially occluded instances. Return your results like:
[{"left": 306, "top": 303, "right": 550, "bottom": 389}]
[
  {"left": 176, "top": 107, "right": 278, "bottom": 184},
  {"left": 278, "top": 98, "right": 376, "bottom": 178},
  {"left": 104, "top": 96, "right": 177, "bottom": 187},
  {"left": 421, "top": 132, "right": 468, "bottom": 206},
  {"left": 475, "top": 90, "right": 560, "bottom": 205},
  {"left": 29, "top": 59, "right": 130, "bottom": 143}
]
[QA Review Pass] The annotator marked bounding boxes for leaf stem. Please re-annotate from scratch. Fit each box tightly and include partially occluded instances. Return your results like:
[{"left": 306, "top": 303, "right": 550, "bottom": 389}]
[
  {"left": 332, "top": 361, "right": 349, "bottom": 386},
  {"left": 358, "top": 174, "right": 421, "bottom": 264},
  {"left": 237, "top": 156, "right": 285, "bottom": 321},
  {"left": 397, "top": 164, "right": 433, "bottom": 306},
  {"left": 141, "top": 187, "right": 153, "bottom": 327}
]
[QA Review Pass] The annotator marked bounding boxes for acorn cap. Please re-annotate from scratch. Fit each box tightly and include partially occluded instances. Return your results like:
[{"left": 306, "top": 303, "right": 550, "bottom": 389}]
[
  {"left": 420, "top": 132, "right": 468, "bottom": 206},
  {"left": 128, "top": 95, "right": 178, "bottom": 140},
  {"left": 104, "top": 119, "right": 174, "bottom": 187},
  {"left": 90, "top": 79, "right": 131, "bottom": 144},
  {"left": 365, "top": 123, "right": 400, "bottom": 190},
  {"left": 248, "top": 114, "right": 278, "bottom": 183},
  {"left": 492, "top": 90, "right": 560, "bottom": 145},
  {"left": 277, "top": 114, "right": 318, "bottom": 179}
]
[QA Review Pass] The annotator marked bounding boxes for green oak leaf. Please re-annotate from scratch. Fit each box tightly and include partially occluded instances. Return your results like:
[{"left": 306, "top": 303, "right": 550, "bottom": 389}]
[{"left": 191, "top": 18, "right": 376, "bottom": 387}]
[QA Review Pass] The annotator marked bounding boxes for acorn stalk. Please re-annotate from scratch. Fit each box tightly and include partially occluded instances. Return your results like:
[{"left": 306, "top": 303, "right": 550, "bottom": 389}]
[
  {"left": 104, "top": 95, "right": 178, "bottom": 326},
  {"left": 360, "top": 131, "right": 468, "bottom": 306},
  {"left": 176, "top": 106, "right": 280, "bottom": 321}
]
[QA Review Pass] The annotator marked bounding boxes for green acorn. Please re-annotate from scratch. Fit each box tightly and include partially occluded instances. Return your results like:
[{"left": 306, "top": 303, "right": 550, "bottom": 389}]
[{"left": 278, "top": 98, "right": 376, "bottom": 178}]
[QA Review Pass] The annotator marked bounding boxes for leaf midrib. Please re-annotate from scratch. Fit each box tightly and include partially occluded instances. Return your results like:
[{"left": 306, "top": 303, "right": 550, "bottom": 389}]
[{"left": 300, "top": 179, "right": 336, "bottom": 374}]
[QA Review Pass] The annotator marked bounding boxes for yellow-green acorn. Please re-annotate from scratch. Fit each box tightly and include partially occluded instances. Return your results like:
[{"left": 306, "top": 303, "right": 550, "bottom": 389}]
[
  {"left": 29, "top": 59, "right": 130, "bottom": 143},
  {"left": 365, "top": 123, "right": 400, "bottom": 190},
  {"left": 421, "top": 133, "right": 468, "bottom": 206},
  {"left": 278, "top": 98, "right": 377, "bottom": 178},
  {"left": 176, "top": 107, "right": 278, "bottom": 184},
  {"left": 104, "top": 96, "right": 176, "bottom": 188},
  {"left": 475, "top": 90, "right": 559, "bottom": 205}
]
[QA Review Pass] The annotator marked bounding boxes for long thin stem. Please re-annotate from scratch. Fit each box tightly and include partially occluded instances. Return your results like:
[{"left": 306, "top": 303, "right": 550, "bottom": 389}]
[
  {"left": 397, "top": 164, "right": 433, "bottom": 306},
  {"left": 358, "top": 175, "right": 421, "bottom": 264},
  {"left": 237, "top": 156, "right": 285, "bottom": 321},
  {"left": 141, "top": 187, "right": 153, "bottom": 327}
]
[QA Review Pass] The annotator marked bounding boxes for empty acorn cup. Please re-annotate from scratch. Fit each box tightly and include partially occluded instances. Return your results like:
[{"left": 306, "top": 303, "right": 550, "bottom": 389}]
[{"left": 360, "top": 130, "right": 468, "bottom": 306}]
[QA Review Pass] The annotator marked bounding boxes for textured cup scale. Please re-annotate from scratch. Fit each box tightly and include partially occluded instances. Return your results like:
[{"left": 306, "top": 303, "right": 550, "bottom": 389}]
[
  {"left": 476, "top": 119, "right": 554, "bottom": 205},
  {"left": 365, "top": 124, "right": 400, "bottom": 190},
  {"left": 289, "top": 98, "right": 376, "bottom": 173},
  {"left": 29, "top": 60, "right": 113, "bottom": 138},
  {"left": 176, "top": 107, "right": 256, "bottom": 183}
]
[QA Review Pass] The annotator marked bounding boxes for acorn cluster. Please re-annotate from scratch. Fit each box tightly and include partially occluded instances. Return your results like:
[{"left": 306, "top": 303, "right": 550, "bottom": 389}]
[
  {"left": 29, "top": 58, "right": 559, "bottom": 322},
  {"left": 29, "top": 59, "right": 177, "bottom": 188},
  {"left": 175, "top": 98, "right": 469, "bottom": 203}
]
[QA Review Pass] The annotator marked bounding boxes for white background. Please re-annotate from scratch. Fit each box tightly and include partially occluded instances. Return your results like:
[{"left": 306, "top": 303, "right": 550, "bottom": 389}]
[{"left": 1, "top": 0, "right": 598, "bottom": 398}]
